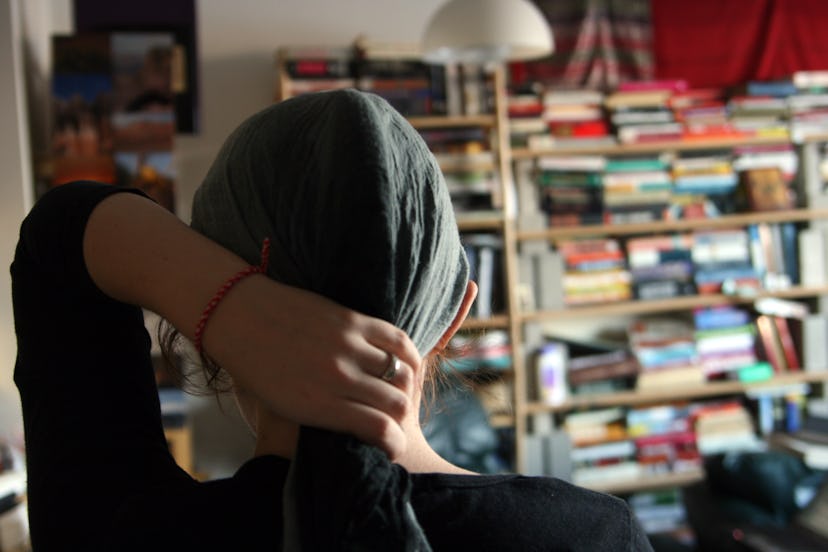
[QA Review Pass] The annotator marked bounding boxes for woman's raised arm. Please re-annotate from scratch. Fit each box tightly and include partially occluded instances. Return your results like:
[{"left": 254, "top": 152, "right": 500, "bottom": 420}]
[{"left": 83, "top": 191, "right": 421, "bottom": 459}]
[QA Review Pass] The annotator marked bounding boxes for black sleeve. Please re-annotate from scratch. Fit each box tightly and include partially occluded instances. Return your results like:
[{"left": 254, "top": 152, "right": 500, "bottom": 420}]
[{"left": 11, "top": 181, "right": 191, "bottom": 551}]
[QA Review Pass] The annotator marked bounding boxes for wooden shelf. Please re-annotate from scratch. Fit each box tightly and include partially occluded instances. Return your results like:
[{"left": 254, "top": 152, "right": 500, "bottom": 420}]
[
  {"left": 439, "top": 159, "right": 497, "bottom": 173},
  {"left": 408, "top": 114, "right": 497, "bottom": 129},
  {"left": 489, "top": 413, "right": 515, "bottom": 428},
  {"left": 461, "top": 314, "right": 510, "bottom": 330},
  {"left": 525, "top": 371, "right": 828, "bottom": 415},
  {"left": 584, "top": 468, "right": 706, "bottom": 495},
  {"left": 511, "top": 135, "right": 791, "bottom": 160},
  {"left": 456, "top": 211, "right": 505, "bottom": 231},
  {"left": 803, "top": 133, "right": 828, "bottom": 143},
  {"left": 521, "top": 285, "right": 828, "bottom": 321},
  {"left": 518, "top": 208, "right": 828, "bottom": 241}
]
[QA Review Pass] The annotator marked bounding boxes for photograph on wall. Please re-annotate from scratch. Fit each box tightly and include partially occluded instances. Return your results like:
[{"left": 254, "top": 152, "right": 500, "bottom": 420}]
[
  {"left": 74, "top": 0, "right": 200, "bottom": 133},
  {"left": 51, "top": 34, "right": 116, "bottom": 187},
  {"left": 50, "top": 32, "right": 177, "bottom": 212}
]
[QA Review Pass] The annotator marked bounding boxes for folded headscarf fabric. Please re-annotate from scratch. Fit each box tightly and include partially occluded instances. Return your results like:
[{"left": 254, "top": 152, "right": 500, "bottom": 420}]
[
  {"left": 191, "top": 88, "right": 468, "bottom": 355},
  {"left": 191, "top": 89, "right": 469, "bottom": 550}
]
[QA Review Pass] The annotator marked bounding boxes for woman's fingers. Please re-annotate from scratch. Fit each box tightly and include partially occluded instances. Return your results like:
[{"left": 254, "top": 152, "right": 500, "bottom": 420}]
[
  {"left": 313, "top": 399, "right": 408, "bottom": 460},
  {"left": 359, "top": 316, "right": 422, "bottom": 381},
  {"left": 338, "top": 360, "right": 415, "bottom": 423}
]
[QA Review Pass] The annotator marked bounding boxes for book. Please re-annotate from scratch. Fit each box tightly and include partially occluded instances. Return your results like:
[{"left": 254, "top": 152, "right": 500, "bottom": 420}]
[
  {"left": 769, "top": 432, "right": 828, "bottom": 469},
  {"left": 798, "top": 228, "right": 828, "bottom": 286},
  {"left": 536, "top": 342, "right": 569, "bottom": 406},
  {"left": 802, "top": 315, "right": 828, "bottom": 371},
  {"left": 773, "top": 316, "right": 801, "bottom": 372},
  {"left": 755, "top": 315, "right": 788, "bottom": 373},
  {"left": 737, "top": 167, "right": 795, "bottom": 211},
  {"left": 568, "top": 351, "right": 640, "bottom": 385},
  {"left": 636, "top": 365, "right": 705, "bottom": 390}
]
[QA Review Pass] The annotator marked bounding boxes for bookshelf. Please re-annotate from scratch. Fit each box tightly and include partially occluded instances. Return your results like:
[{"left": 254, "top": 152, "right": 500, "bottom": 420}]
[
  {"left": 588, "top": 468, "right": 706, "bottom": 496},
  {"left": 518, "top": 208, "right": 828, "bottom": 241},
  {"left": 510, "top": 86, "right": 828, "bottom": 494},
  {"left": 511, "top": 135, "right": 794, "bottom": 160},
  {"left": 526, "top": 370, "right": 828, "bottom": 414},
  {"left": 274, "top": 43, "right": 828, "bottom": 495},
  {"left": 522, "top": 286, "right": 828, "bottom": 322}
]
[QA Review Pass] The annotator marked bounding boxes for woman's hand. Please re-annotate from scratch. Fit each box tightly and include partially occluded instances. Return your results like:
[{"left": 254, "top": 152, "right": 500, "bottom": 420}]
[
  {"left": 203, "top": 275, "right": 421, "bottom": 459},
  {"left": 84, "top": 192, "right": 421, "bottom": 459}
]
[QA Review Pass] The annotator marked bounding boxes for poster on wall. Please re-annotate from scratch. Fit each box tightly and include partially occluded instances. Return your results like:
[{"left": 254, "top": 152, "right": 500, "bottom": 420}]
[
  {"left": 51, "top": 32, "right": 177, "bottom": 212},
  {"left": 73, "top": 0, "right": 199, "bottom": 134}
]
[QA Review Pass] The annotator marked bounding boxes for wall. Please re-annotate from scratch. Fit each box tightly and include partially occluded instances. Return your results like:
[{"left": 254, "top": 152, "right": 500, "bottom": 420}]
[
  {"left": 0, "top": 0, "right": 33, "bottom": 446},
  {"left": 9, "top": 0, "right": 448, "bottom": 477},
  {"left": 172, "top": 0, "right": 449, "bottom": 218}
]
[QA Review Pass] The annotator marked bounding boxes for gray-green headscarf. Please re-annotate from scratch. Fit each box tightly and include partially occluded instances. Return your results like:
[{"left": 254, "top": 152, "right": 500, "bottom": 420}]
[
  {"left": 191, "top": 89, "right": 468, "bottom": 355},
  {"left": 190, "top": 89, "right": 470, "bottom": 551}
]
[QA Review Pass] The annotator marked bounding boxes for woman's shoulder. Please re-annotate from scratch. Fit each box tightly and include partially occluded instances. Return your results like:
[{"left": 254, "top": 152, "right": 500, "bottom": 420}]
[
  {"left": 411, "top": 471, "right": 625, "bottom": 507},
  {"left": 410, "top": 472, "right": 652, "bottom": 551}
]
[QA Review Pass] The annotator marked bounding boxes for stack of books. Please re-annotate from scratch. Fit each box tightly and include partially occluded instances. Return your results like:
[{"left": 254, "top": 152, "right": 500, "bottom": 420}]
[
  {"left": 421, "top": 127, "right": 498, "bottom": 213},
  {"left": 627, "top": 404, "right": 701, "bottom": 476},
  {"left": 537, "top": 89, "right": 614, "bottom": 149},
  {"left": 279, "top": 45, "right": 356, "bottom": 96},
  {"left": 626, "top": 233, "right": 696, "bottom": 301},
  {"left": 448, "top": 330, "right": 511, "bottom": 372},
  {"left": 669, "top": 151, "right": 738, "bottom": 217},
  {"left": 601, "top": 157, "right": 672, "bottom": 224},
  {"left": 563, "top": 408, "right": 640, "bottom": 486},
  {"left": 670, "top": 88, "right": 737, "bottom": 140},
  {"left": 565, "top": 407, "right": 628, "bottom": 444},
  {"left": 731, "top": 143, "right": 799, "bottom": 182},
  {"left": 690, "top": 400, "right": 761, "bottom": 455},
  {"left": 353, "top": 37, "right": 447, "bottom": 116},
  {"left": 691, "top": 229, "right": 759, "bottom": 294},
  {"left": 604, "top": 83, "right": 683, "bottom": 144},
  {"left": 628, "top": 318, "right": 704, "bottom": 389},
  {"left": 535, "top": 155, "right": 606, "bottom": 227},
  {"left": 727, "top": 94, "right": 790, "bottom": 138},
  {"left": 559, "top": 238, "right": 632, "bottom": 305},
  {"left": 788, "top": 92, "right": 828, "bottom": 142},
  {"left": 567, "top": 349, "right": 640, "bottom": 396},
  {"left": 692, "top": 306, "right": 759, "bottom": 380},
  {"left": 506, "top": 90, "right": 545, "bottom": 147}
]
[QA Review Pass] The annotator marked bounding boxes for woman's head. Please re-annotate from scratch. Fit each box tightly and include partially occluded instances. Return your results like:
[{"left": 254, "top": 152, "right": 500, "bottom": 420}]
[{"left": 190, "top": 89, "right": 469, "bottom": 356}]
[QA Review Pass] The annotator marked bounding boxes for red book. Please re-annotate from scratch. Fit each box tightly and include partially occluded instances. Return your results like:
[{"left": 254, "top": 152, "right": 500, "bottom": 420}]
[
  {"left": 773, "top": 316, "right": 801, "bottom": 372},
  {"left": 756, "top": 315, "right": 787, "bottom": 373}
]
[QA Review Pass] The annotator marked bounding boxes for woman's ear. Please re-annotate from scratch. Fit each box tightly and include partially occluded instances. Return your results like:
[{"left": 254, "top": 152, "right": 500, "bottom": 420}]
[{"left": 432, "top": 281, "right": 478, "bottom": 353}]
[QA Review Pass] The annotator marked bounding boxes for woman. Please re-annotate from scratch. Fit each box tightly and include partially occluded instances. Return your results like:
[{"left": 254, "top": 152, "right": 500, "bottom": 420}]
[{"left": 13, "top": 89, "right": 651, "bottom": 550}]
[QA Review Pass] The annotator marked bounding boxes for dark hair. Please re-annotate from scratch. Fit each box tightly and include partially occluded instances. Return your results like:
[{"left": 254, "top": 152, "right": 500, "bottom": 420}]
[{"left": 157, "top": 320, "right": 229, "bottom": 396}]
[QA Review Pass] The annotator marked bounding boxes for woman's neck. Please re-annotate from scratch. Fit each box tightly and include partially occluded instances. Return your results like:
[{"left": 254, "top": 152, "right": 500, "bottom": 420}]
[{"left": 251, "top": 401, "right": 474, "bottom": 475}]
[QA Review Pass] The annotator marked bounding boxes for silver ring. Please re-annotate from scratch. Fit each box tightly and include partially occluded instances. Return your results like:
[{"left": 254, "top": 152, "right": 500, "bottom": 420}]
[{"left": 381, "top": 353, "right": 400, "bottom": 381}]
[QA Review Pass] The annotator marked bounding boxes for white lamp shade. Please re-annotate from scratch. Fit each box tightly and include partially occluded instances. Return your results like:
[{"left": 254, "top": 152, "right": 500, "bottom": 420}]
[{"left": 422, "top": 0, "right": 554, "bottom": 64}]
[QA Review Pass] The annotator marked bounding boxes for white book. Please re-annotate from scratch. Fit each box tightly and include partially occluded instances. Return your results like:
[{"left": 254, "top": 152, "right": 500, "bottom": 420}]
[
  {"left": 536, "top": 155, "right": 607, "bottom": 172},
  {"left": 573, "top": 461, "right": 643, "bottom": 486},
  {"left": 523, "top": 433, "right": 547, "bottom": 476},
  {"left": 475, "top": 245, "right": 495, "bottom": 319},
  {"left": 571, "top": 440, "right": 636, "bottom": 463},
  {"left": 799, "top": 228, "right": 828, "bottom": 287},
  {"left": 803, "top": 315, "right": 828, "bottom": 372},
  {"left": 537, "top": 250, "right": 565, "bottom": 310}
]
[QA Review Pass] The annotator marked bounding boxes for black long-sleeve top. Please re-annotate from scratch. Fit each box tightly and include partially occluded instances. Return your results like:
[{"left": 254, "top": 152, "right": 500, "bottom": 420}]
[{"left": 11, "top": 181, "right": 653, "bottom": 551}]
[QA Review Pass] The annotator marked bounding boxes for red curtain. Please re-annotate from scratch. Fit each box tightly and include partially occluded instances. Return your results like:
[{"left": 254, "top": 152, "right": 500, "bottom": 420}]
[{"left": 652, "top": 0, "right": 828, "bottom": 89}]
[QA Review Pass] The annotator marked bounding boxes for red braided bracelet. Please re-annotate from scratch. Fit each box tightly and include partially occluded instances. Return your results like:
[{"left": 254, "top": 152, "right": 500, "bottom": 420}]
[{"left": 194, "top": 238, "right": 271, "bottom": 353}]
